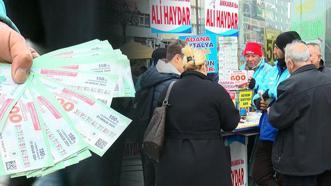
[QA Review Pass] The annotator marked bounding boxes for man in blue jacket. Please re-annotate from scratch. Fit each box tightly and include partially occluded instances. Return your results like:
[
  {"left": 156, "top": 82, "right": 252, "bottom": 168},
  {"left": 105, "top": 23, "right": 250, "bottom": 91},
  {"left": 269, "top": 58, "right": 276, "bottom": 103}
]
[
  {"left": 240, "top": 41, "right": 273, "bottom": 96},
  {"left": 252, "top": 31, "right": 301, "bottom": 186}
]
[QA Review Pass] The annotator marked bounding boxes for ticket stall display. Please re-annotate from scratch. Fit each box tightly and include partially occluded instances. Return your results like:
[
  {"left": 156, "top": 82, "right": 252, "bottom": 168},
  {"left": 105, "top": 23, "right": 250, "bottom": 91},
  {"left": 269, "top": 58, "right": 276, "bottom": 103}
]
[
  {"left": 217, "top": 30, "right": 261, "bottom": 185},
  {"left": 216, "top": 59, "right": 259, "bottom": 186},
  {"left": 219, "top": 67, "right": 260, "bottom": 185}
]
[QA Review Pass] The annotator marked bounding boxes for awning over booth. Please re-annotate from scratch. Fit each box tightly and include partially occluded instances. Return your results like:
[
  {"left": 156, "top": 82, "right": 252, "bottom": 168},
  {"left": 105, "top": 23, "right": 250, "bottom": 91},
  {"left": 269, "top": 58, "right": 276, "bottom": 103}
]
[{"left": 120, "top": 40, "right": 153, "bottom": 60}]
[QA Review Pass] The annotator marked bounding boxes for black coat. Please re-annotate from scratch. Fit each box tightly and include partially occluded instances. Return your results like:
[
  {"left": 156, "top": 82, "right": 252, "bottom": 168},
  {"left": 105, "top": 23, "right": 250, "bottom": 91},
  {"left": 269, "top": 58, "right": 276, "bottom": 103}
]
[
  {"left": 156, "top": 71, "right": 240, "bottom": 186},
  {"left": 269, "top": 64, "right": 331, "bottom": 176}
]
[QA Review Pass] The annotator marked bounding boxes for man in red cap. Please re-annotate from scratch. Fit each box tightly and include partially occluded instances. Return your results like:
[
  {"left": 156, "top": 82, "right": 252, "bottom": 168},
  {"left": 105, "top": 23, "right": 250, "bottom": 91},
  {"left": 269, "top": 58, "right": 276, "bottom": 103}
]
[{"left": 240, "top": 41, "right": 272, "bottom": 94}]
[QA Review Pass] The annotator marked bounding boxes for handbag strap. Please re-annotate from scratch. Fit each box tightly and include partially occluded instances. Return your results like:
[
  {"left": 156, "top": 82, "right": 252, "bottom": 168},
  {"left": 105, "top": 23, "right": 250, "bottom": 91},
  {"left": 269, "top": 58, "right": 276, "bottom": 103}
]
[{"left": 162, "top": 81, "right": 176, "bottom": 106}]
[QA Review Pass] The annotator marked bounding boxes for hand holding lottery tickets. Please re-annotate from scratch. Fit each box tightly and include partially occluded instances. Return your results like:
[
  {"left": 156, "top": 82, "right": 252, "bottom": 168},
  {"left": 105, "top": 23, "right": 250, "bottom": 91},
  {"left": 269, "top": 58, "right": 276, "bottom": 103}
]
[
  {"left": 0, "top": 21, "right": 39, "bottom": 84},
  {"left": 0, "top": 40, "right": 134, "bottom": 178}
]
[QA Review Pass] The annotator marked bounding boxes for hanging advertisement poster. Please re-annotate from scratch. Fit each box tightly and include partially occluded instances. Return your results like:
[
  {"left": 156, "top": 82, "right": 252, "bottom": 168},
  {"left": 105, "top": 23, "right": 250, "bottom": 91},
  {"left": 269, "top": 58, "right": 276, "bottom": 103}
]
[
  {"left": 204, "top": 0, "right": 239, "bottom": 36},
  {"left": 150, "top": 0, "right": 192, "bottom": 33},
  {"left": 179, "top": 34, "right": 218, "bottom": 73},
  {"left": 264, "top": 28, "right": 281, "bottom": 65},
  {"left": 218, "top": 36, "right": 238, "bottom": 71}
]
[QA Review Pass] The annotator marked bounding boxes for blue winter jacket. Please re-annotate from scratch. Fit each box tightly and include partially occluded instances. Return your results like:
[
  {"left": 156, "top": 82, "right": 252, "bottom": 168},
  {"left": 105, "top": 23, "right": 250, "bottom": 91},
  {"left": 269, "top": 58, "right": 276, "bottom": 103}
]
[
  {"left": 137, "top": 66, "right": 179, "bottom": 110},
  {"left": 0, "top": 0, "right": 18, "bottom": 31},
  {"left": 253, "top": 61, "right": 290, "bottom": 141},
  {"left": 240, "top": 59, "right": 273, "bottom": 95}
]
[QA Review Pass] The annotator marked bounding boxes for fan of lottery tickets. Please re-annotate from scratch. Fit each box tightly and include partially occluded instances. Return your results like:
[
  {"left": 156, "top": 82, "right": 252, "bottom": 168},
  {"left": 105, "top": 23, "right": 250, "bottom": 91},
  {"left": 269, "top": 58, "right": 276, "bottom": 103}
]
[{"left": 0, "top": 40, "right": 135, "bottom": 178}]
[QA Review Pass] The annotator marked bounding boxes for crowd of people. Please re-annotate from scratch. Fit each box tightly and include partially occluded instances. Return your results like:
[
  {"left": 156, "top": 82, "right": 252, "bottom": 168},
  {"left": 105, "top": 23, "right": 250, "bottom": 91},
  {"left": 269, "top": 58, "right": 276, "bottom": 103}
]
[
  {"left": 1, "top": 0, "right": 331, "bottom": 185},
  {"left": 134, "top": 32, "right": 331, "bottom": 186}
]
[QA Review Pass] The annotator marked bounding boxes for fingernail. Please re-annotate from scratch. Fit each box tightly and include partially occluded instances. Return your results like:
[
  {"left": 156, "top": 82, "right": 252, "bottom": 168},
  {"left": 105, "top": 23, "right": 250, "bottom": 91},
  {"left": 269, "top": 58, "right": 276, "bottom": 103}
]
[{"left": 14, "top": 68, "right": 28, "bottom": 84}]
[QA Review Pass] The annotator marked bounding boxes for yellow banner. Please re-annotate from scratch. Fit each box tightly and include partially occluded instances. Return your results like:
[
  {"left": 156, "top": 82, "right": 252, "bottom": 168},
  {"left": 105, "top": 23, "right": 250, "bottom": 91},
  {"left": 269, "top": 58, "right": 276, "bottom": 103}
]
[{"left": 239, "top": 90, "right": 253, "bottom": 108}]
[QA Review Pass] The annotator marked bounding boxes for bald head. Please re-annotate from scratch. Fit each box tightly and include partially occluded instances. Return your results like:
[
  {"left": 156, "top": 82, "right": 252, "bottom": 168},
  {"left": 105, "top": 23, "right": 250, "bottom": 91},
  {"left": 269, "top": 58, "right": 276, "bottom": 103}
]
[{"left": 284, "top": 41, "right": 310, "bottom": 73}]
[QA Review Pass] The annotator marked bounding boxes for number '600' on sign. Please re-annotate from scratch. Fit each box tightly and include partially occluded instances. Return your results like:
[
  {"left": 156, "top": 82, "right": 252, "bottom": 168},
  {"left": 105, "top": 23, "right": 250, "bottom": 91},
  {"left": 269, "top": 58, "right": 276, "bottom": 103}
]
[{"left": 231, "top": 74, "right": 246, "bottom": 81}]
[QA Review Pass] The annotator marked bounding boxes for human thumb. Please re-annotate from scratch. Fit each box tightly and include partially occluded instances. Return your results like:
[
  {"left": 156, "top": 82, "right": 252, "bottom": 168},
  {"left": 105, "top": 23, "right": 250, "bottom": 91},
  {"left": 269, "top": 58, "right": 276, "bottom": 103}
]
[{"left": 0, "top": 22, "right": 32, "bottom": 84}]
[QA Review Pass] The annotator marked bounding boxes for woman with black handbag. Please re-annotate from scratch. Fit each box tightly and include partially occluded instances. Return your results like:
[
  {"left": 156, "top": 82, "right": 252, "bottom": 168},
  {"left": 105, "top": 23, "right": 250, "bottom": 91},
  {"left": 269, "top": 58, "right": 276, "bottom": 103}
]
[{"left": 156, "top": 46, "right": 240, "bottom": 186}]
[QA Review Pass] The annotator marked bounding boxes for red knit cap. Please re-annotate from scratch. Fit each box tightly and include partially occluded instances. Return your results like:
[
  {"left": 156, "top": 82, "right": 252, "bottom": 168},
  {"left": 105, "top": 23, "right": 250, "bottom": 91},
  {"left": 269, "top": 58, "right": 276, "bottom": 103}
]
[{"left": 243, "top": 42, "right": 263, "bottom": 57}]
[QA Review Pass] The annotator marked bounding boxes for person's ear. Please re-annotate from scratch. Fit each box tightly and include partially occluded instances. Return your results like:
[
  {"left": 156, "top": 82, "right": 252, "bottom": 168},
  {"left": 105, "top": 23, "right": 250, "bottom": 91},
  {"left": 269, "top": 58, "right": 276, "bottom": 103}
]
[
  {"left": 287, "top": 59, "right": 294, "bottom": 72},
  {"left": 175, "top": 54, "right": 180, "bottom": 62}
]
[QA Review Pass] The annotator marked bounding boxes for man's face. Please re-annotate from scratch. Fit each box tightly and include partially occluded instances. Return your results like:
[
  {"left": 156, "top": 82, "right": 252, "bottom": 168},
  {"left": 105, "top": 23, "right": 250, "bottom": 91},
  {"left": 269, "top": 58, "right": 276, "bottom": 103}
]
[
  {"left": 274, "top": 45, "right": 285, "bottom": 59},
  {"left": 245, "top": 53, "right": 261, "bottom": 69},
  {"left": 308, "top": 45, "right": 321, "bottom": 68}
]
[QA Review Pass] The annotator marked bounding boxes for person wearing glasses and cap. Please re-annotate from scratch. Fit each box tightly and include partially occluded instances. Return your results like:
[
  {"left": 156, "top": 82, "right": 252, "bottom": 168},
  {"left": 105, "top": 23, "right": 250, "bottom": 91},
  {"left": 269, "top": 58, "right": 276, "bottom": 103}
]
[{"left": 252, "top": 31, "right": 302, "bottom": 186}]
